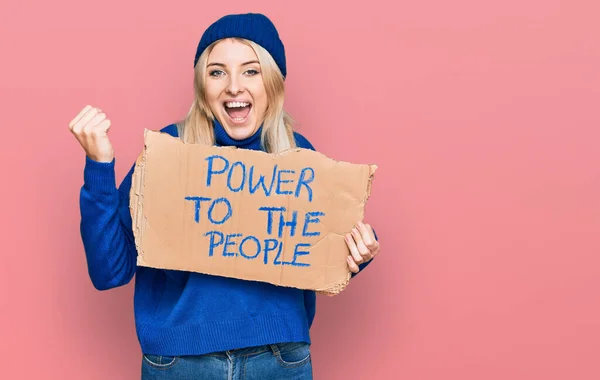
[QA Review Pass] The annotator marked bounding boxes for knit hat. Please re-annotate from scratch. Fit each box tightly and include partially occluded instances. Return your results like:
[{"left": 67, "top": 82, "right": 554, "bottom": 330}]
[{"left": 194, "top": 13, "right": 287, "bottom": 78}]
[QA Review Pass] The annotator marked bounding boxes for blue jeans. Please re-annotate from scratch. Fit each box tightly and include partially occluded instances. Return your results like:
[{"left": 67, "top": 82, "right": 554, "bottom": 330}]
[{"left": 141, "top": 342, "right": 313, "bottom": 379}]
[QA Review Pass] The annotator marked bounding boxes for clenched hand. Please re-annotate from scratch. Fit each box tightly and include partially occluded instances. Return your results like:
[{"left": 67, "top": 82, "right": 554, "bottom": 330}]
[{"left": 68, "top": 105, "right": 114, "bottom": 162}]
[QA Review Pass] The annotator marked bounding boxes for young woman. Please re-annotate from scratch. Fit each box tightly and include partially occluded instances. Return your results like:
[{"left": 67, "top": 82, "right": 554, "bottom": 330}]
[{"left": 68, "top": 13, "right": 380, "bottom": 379}]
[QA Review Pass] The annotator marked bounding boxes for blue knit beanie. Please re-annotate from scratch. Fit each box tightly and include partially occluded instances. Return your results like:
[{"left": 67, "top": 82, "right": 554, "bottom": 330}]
[{"left": 194, "top": 13, "right": 287, "bottom": 78}]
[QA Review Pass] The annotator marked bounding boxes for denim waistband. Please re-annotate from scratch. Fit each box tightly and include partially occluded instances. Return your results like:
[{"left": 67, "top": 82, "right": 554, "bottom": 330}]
[
  {"left": 207, "top": 342, "right": 308, "bottom": 358},
  {"left": 205, "top": 344, "right": 270, "bottom": 358}
]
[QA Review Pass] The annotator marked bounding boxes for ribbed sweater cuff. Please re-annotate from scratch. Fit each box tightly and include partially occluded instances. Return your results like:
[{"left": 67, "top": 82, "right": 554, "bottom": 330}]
[{"left": 83, "top": 156, "right": 117, "bottom": 194}]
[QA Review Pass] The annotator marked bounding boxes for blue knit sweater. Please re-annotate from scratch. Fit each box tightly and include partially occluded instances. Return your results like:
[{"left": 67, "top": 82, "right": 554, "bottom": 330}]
[{"left": 79, "top": 120, "right": 371, "bottom": 356}]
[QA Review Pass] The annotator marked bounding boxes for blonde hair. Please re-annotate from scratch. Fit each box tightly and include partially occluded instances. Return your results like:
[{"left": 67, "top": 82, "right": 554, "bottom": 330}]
[{"left": 175, "top": 38, "right": 296, "bottom": 153}]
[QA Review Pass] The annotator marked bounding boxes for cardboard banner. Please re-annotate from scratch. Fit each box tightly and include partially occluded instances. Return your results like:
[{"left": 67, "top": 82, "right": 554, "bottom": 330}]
[{"left": 130, "top": 129, "right": 377, "bottom": 295}]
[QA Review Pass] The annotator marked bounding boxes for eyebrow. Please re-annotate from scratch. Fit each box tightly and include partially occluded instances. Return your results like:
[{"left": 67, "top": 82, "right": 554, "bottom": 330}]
[{"left": 207, "top": 60, "right": 260, "bottom": 67}]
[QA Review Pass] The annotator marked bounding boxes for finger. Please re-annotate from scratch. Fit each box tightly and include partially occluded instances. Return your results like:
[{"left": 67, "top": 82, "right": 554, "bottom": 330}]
[
  {"left": 345, "top": 233, "right": 364, "bottom": 264},
  {"left": 358, "top": 221, "right": 380, "bottom": 253},
  {"left": 346, "top": 256, "right": 359, "bottom": 273},
  {"left": 72, "top": 107, "right": 100, "bottom": 134},
  {"left": 357, "top": 221, "right": 375, "bottom": 246},
  {"left": 69, "top": 105, "right": 92, "bottom": 129},
  {"left": 351, "top": 227, "right": 372, "bottom": 260},
  {"left": 97, "top": 118, "right": 111, "bottom": 134},
  {"left": 75, "top": 106, "right": 99, "bottom": 131},
  {"left": 84, "top": 112, "right": 107, "bottom": 134}
]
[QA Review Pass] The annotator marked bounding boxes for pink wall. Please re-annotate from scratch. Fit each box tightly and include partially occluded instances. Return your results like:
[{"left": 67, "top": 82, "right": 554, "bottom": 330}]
[{"left": 1, "top": 0, "right": 599, "bottom": 379}]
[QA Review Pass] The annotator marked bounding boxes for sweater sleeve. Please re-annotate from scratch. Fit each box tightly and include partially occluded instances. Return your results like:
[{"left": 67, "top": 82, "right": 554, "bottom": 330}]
[
  {"left": 79, "top": 156, "right": 137, "bottom": 290},
  {"left": 79, "top": 125, "right": 178, "bottom": 290}
]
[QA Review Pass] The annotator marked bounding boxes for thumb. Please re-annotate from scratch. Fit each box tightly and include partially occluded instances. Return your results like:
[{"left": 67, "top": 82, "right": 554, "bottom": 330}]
[{"left": 98, "top": 119, "right": 112, "bottom": 134}]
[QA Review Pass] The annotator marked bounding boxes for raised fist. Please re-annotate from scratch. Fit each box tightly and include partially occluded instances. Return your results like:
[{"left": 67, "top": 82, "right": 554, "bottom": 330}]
[{"left": 69, "top": 105, "right": 114, "bottom": 163}]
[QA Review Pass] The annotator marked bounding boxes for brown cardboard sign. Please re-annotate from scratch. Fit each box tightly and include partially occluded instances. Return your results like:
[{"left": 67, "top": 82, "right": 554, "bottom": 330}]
[{"left": 130, "top": 129, "right": 377, "bottom": 295}]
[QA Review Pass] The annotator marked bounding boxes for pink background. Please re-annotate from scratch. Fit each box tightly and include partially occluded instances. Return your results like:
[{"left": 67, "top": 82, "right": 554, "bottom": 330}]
[{"left": 1, "top": 0, "right": 599, "bottom": 379}]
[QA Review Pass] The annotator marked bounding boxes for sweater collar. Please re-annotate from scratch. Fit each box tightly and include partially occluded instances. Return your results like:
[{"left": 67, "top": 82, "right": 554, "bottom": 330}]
[{"left": 213, "top": 118, "right": 263, "bottom": 151}]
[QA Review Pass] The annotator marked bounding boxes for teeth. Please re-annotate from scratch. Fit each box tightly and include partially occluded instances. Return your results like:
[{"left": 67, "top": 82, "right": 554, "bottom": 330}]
[{"left": 226, "top": 101, "right": 249, "bottom": 108}]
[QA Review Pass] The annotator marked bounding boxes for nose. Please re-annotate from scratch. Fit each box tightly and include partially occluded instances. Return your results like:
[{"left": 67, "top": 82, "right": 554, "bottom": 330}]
[{"left": 226, "top": 75, "right": 244, "bottom": 95}]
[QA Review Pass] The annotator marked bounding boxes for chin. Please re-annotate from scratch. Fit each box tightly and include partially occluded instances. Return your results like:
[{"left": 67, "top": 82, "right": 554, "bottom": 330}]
[{"left": 222, "top": 120, "right": 258, "bottom": 140}]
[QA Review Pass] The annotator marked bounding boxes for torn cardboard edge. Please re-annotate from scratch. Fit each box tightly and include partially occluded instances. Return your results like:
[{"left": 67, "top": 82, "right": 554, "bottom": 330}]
[{"left": 130, "top": 128, "right": 377, "bottom": 296}]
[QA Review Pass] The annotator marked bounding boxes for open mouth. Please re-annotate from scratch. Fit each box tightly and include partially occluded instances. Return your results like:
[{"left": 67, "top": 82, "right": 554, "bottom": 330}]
[{"left": 224, "top": 101, "right": 252, "bottom": 124}]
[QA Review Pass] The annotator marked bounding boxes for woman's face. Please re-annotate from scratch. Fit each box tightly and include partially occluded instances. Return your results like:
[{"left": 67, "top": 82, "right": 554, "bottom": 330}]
[{"left": 205, "top": 39, "right": 268, "bottom": 140}]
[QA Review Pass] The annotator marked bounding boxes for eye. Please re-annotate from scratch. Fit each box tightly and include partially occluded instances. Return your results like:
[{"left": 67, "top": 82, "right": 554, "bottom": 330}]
[
  {"left": 209, "top": 70, "right": 224, "bottom": 77},
  {"left": 245, "top": 69, "right": 260, "bottom": 76}
]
